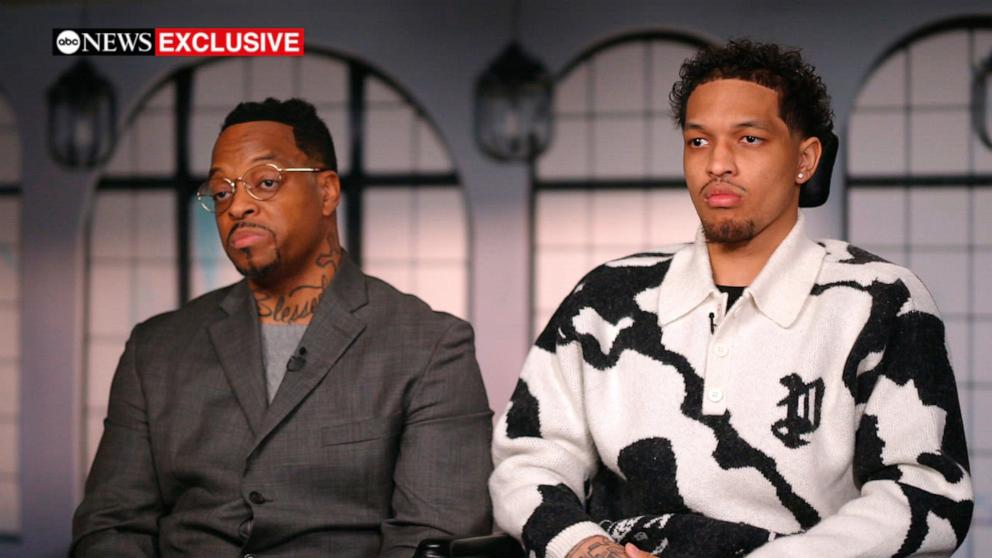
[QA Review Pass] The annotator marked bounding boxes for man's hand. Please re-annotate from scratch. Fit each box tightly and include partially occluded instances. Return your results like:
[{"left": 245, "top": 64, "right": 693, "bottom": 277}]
[
  {"left": 622, "top": 543, "right": 652, "bottom": 557},
  {"left": 566, "top": 535, "right": 654, "bottom": 558}
]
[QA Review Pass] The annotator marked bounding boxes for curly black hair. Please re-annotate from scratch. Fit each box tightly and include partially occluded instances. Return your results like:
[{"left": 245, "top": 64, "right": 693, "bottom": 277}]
[
  {"left": 222, "top": 97, "right": 338, "bottom": 172},
  {"left": 670, "top": 39, "right": 834, "bottom": 139}
]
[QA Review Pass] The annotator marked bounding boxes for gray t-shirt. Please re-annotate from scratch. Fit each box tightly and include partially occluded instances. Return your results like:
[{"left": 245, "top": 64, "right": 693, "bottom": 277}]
[{"left": 260, "top": 323, "right": 308, "bottom": 403}]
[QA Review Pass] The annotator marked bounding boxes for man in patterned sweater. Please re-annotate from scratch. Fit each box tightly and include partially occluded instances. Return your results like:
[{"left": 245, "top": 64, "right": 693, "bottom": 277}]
[{"left": 490, "top": 40, "right": 973, "bottom": 558}]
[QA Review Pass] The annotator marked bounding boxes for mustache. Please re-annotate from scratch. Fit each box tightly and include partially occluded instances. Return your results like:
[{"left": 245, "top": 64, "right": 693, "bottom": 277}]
[
  {"left": 227, "top": 222, "right": 275, "bottom": 245},
  {"left": 702, "top": 177, "right": 745, "bottom": 193}
]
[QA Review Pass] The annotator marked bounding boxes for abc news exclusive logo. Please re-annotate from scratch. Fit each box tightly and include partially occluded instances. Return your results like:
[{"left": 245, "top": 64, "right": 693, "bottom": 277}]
[{"left": 53, "top": 28, "right": 304, "bottom": 57}]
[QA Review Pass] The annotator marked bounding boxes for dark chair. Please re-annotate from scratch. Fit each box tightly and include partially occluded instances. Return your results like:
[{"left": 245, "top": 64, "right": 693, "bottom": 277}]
[
  {"left": 413, "top": 533, "right": 525, "bottom": 558},
  {"left": 798, "top": 130, "right": 839, "bottom": 208}
]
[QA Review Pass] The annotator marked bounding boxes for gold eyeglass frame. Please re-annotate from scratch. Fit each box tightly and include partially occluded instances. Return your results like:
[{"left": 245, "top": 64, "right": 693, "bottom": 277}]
[{"left": 197, "top": 163, "right": 328, "bottom": 213}]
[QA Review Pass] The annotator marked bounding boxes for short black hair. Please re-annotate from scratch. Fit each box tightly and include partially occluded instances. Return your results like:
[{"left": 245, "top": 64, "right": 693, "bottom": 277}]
[
  {"left": 222, "top": 97, "right": 337, "bottom": 172},
  {"left": 670, "top": 39, "right": 834, "bottom": 140}
]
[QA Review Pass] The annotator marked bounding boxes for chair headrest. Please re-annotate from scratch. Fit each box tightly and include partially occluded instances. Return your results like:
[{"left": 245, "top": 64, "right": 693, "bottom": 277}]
[{"left": 799, "top": 131, "right": 839, "bottom": 208}]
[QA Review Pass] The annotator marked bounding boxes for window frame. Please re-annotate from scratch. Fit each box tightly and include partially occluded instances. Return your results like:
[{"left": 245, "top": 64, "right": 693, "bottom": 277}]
[{"left": 530, "top": 31, "right": 713, "bottom": 335}]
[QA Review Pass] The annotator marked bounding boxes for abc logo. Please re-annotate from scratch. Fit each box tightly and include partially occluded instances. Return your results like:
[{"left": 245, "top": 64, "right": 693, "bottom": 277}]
[{"left": 56, "top": 30, "right": 81, "bottom": 55}]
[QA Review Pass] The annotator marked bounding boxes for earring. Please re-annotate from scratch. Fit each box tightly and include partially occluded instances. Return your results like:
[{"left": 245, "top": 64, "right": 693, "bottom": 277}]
[{"left": 797, "top": 172, "right": 805, "bottom": 180}]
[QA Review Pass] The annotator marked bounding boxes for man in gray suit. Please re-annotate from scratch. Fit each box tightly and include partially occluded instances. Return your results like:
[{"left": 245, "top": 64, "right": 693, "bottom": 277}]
[{"left": 72, "top": 98, "right": 493, "bottom": 557}]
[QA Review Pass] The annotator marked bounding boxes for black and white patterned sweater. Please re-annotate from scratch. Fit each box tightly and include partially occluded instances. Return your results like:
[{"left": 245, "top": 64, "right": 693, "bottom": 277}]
[{"left": 490, "top": 214, "right": 973, "bottom": 558}]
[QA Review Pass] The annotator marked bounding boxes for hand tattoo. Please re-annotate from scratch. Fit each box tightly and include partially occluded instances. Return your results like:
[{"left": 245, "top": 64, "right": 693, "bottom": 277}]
[
  {"left": 567, "top": 536, "right": 629, "bottom": 558},
  {"left": 587, "top": 540, "right": 627, "bottom": 558}
]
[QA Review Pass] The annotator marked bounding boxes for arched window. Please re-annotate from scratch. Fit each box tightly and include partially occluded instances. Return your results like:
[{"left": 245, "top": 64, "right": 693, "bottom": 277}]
[
  {"left": 83, "top": 53, "right": 469, "bottom": 471},
  {"left": 0, "top": 91, "right": 22, "bottom": 538},
  {"left": 532, "top": 33, "right": 710, "bottom": 335},
  {"left": 846, "top": 19, "right": 992, "bottom": 556}
]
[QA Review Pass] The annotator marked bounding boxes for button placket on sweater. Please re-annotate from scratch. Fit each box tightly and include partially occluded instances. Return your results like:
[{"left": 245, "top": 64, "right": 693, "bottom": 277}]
[{"left": 702, "top": 295, "right": 733, "bottom": 415}]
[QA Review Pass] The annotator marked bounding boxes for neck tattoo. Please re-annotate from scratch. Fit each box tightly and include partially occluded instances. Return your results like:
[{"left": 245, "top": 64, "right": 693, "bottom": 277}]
[{"left": 253, "top": 229, "right": 342, "bottom": 324}]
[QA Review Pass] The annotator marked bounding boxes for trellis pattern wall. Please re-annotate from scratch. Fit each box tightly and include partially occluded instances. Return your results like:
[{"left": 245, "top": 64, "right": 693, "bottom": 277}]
[{"left": 532, "top": 34, "right": 707, "bottom": 337}]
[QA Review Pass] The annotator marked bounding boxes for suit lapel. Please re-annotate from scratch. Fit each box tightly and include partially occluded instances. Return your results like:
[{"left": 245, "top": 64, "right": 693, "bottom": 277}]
[
  {"left": 209, "top": 282, "right": 269, "bottom": 435},
  {"left": 250, "top": 254, "right": 369, "bottom": 453}
]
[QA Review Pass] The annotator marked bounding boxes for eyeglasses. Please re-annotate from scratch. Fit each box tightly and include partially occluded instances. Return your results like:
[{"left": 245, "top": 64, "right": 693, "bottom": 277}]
[{"left": 196, "top": 163, "right": 327, "bottom": 213}]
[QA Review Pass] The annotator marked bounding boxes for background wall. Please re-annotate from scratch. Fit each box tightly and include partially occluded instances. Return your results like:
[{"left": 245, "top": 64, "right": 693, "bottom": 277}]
[{"left": 0, "top": 0, "right": 989, "bottom": 556}]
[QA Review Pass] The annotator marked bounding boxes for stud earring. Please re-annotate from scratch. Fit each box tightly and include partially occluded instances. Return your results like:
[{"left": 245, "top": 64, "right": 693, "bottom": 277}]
[{"left": 797, "top": 172, "right": 805, "bottom": 179}]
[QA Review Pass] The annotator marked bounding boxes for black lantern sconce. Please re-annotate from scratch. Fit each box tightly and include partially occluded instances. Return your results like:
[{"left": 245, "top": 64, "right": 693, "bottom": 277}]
[
  {"left": 973, "top": 48, "right": 992, "bottom": 150},
  {"left": 473, "top": 1, "right": 553, "bottom": 162},
  {"left": 47, "top": 59, "right": 118, "bottom": 169}
]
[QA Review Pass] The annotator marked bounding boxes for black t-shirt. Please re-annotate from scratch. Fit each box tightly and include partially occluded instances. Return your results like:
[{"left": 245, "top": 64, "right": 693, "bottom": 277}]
[{"left": 716, "top": 285, "right": 746, "bottom": 310}]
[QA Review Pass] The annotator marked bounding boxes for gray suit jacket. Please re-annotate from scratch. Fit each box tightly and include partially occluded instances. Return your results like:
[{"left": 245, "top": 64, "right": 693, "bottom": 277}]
[{"left": 72, "top": 255, "right": 493, "bottom": 557}]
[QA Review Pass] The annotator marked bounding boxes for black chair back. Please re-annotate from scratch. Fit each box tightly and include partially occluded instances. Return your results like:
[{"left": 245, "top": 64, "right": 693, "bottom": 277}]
[{"left": 799, "top": 131, "right": 839, "bottom": 208}]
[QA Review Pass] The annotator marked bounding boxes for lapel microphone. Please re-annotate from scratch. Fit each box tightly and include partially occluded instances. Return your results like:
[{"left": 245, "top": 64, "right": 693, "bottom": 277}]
[{"left": 287, "top": 346, "right": 307, "bottom": 372}]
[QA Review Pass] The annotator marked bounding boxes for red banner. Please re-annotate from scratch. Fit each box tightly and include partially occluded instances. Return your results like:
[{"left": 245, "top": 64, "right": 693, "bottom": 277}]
[{"left": 155, "top": 28, "right": 304, "bottom": 57}]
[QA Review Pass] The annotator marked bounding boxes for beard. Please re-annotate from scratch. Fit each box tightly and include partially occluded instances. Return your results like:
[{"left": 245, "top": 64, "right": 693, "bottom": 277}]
[
  {"left": 233, "top": 246, "right": 282, "bottom": 281},
  {"left": 702, "top": 218, "right": 756, "bottom": 244}
]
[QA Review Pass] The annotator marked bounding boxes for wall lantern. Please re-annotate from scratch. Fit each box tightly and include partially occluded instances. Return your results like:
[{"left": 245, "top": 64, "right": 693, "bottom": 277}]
[
  {"left": 473, "top": 1, "right": 553, "bottom": 162},
  {"left": 47, "top": 59, "right": 117, "bottom": 168}
]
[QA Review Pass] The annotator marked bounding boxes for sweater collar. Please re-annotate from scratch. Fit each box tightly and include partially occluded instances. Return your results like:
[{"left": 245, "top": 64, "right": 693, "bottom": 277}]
[{"left": 656, "top": 212, "right": 825, "bottom": 328}]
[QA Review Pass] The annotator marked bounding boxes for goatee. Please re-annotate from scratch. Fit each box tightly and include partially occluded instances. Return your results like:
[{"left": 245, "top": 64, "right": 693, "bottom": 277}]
[
  {"left": 702, "top": 219, "right": 756, "bottom": 244},
  {"left": 234, "top": 247, "right": 282, "bottom": 280}
]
